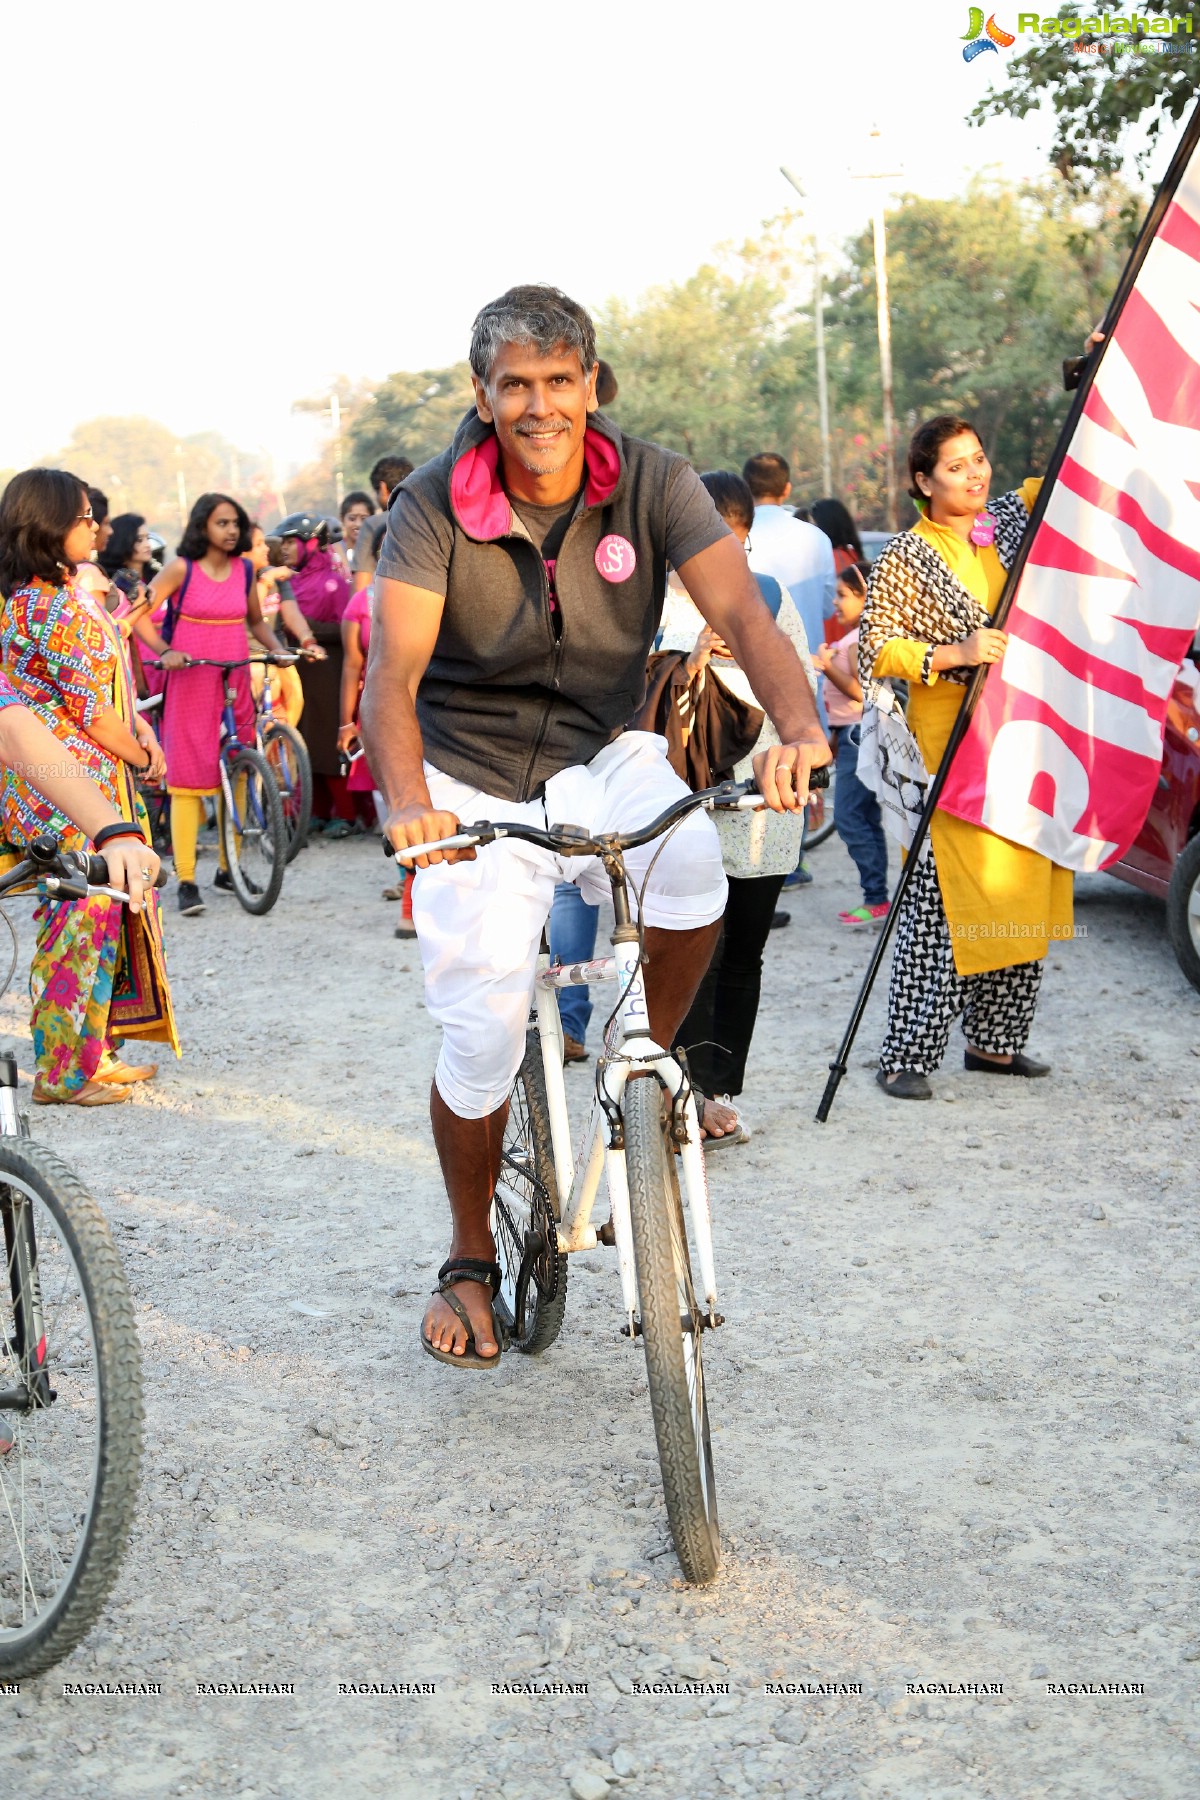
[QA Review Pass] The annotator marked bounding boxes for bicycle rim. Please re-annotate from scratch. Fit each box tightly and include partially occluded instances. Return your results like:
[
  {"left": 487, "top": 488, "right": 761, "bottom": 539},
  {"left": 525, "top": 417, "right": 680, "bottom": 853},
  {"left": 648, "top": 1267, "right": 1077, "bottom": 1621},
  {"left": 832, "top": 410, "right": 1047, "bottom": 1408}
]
[
  {"left": 0, "top": 1141, "right": 143, "bottom": 1677},
  {"left": 263, "top": 724, "right": 312, "bottom": 864},
  {"left": 805, "top": 767, "right": 836, "bottom": 848},
  {"left": 623, "top": 1075, "right": 719, "bottom": 1585},
  {"left": 220, "top": 748, "right": 286, "bottom": 915},
  {"left": 491, "top": 1035, "right": 567, "bottom": 1354}
]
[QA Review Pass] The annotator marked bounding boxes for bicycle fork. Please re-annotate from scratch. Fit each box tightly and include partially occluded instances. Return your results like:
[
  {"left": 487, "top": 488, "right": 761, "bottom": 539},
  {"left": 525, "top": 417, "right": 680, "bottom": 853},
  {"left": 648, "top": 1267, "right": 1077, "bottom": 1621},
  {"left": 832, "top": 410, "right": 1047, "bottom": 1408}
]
[
  {"left": 0, "top": 1054, "right": 50, "bottom": 1413},
  {"left": 536, "top": 941, "right": 721, "bottom": 1328}
]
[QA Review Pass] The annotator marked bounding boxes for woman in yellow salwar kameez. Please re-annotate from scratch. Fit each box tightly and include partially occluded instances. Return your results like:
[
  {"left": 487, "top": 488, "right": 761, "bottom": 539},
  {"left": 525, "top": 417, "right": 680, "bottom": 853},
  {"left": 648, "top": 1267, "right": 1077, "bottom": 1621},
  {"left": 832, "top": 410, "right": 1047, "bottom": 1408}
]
[
  {"left": 859, "top": 416, "right": 1072, "bottom": 1100},
  {"left": 0, "top": 470, "right": 179, "bottom": 1106}
]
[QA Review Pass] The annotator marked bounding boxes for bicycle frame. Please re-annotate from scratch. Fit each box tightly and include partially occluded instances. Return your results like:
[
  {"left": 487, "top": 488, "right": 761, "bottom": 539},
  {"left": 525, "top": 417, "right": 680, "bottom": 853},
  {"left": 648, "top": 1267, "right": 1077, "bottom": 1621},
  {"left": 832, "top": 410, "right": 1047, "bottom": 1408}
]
[
  {"left": 532, "top": 878, "right": 718, "bottom": 1336},
  {"left": 390, "top": 776, "right": 822, "bottom": 1339}
]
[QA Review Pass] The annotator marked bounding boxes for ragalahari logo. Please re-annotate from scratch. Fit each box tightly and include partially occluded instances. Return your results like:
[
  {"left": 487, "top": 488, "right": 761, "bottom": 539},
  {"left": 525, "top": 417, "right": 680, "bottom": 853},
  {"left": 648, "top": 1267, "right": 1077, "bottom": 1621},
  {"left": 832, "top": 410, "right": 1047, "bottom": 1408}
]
[{"left": 962, "top": 8, "right": 1016, "bottom": 59}]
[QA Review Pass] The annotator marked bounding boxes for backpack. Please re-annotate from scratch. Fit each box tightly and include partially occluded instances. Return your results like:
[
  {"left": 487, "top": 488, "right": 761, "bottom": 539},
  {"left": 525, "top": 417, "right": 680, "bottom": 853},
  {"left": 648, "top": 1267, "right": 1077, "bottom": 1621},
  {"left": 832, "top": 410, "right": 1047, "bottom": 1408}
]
[{"left": 162, "top": 556, "right": 254, "bottom": 643}]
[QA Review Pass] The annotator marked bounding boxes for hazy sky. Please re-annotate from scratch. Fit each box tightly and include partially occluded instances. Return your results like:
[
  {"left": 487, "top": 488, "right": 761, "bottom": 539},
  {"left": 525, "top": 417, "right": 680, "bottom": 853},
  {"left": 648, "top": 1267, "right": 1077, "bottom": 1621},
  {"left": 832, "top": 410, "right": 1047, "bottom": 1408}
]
[{"left": 2, "top": 0, "right": 1168, "bottom": 475}]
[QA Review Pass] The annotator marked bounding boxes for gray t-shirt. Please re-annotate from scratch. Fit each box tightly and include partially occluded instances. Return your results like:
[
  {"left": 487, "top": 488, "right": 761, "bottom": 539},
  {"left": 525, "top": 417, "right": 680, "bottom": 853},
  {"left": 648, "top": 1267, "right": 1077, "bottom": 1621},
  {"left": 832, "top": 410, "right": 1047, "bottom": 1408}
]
[
  {"left": 510, "top": 491, "right": 578, "bottom": 639},
  {"left": 382, "top": 456, "right": 725, "bottom": 595}
]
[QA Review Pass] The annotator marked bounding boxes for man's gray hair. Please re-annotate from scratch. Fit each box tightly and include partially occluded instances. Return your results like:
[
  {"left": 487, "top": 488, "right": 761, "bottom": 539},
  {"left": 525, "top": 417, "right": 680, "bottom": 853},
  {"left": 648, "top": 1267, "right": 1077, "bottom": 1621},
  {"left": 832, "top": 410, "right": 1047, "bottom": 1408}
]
[{"left": 470, "top": 284, "right": 598, "bottom": 384}]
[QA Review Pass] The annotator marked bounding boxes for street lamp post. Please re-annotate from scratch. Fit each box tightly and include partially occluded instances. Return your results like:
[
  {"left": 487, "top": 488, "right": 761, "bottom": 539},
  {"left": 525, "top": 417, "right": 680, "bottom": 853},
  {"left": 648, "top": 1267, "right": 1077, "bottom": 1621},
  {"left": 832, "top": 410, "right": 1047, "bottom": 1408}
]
[
  {"left": 780, "top": 167, "right": 832, "bottom": 496},
  {"left": 330, "top": 392, "right": 345, "bottom": 511},
  {"left": 851, "top": 128, "right": 903, "bottom": 532}
]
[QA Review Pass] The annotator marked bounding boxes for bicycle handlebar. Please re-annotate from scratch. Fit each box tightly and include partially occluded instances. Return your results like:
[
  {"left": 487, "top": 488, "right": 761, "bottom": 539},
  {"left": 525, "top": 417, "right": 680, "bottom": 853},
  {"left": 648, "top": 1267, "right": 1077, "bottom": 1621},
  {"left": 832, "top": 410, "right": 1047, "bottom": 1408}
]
[
  {"left": 0, "top": 835, "right": 169, "bottom": 904},
  {"left": 385, "top": 770, "right": 829, "bottom": 865},
  {"left": 145, "top": 655, "right": 299, "bottom": 671}
]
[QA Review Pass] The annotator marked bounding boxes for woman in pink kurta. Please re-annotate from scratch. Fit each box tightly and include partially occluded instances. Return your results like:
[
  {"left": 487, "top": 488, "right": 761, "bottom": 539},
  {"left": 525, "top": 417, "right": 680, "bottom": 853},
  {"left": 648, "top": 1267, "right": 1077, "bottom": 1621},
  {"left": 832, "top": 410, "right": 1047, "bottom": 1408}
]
[
  {"left": 338, "top": 587, "right": 375, "bottom": 794},
  {"left": 136, "top": 493, "right": 287, "bottom": 914}
]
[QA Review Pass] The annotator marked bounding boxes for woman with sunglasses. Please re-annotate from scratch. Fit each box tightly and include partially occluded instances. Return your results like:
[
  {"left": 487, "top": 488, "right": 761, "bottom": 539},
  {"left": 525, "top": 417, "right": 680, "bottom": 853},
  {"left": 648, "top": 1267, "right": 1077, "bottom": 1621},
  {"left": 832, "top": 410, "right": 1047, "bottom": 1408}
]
[{"left": 0, "top": 469, "right": 176, "bottom": 1106}]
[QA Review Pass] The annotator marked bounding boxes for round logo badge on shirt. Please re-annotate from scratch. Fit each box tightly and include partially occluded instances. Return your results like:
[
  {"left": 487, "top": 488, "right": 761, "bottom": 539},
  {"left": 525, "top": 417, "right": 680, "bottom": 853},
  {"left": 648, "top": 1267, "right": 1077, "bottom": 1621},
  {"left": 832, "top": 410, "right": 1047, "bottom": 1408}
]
[{"left": 595, "top": 534, "right": 637, "bottom": 582}]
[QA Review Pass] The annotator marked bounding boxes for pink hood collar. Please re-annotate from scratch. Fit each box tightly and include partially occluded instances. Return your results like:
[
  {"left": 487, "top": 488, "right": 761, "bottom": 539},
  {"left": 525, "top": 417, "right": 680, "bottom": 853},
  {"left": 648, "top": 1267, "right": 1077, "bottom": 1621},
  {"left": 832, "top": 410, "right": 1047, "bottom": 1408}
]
[{"left": 449, "top": 423, "right": 622, "bottom": 542}]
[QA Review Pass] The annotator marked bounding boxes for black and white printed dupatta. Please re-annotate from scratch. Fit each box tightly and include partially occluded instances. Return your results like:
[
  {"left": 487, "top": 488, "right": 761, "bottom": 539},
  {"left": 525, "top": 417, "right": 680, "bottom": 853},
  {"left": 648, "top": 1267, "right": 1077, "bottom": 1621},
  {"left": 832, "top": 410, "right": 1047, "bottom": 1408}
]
[{"left": 854, "top": 491, "right": 1030, "bottom": 851}]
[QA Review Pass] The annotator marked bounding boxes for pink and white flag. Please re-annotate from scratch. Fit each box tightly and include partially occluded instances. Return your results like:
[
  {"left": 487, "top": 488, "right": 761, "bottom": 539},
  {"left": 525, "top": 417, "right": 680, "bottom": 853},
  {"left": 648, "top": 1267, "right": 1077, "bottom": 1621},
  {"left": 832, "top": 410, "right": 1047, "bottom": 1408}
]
[{"left": 938, "top": 114, "right": 1200, "bottom": 872}]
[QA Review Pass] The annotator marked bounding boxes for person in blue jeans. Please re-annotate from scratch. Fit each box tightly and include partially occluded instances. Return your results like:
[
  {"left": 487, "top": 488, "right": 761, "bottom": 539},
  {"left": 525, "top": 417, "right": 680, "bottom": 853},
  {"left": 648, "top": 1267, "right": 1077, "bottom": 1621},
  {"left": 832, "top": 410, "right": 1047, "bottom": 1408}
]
[
  {"left": 815, "top": 564, "right": 890, "bottom": 925},
  {"left": 549, "top": 880, "right": 598, "bottom": 1060}
]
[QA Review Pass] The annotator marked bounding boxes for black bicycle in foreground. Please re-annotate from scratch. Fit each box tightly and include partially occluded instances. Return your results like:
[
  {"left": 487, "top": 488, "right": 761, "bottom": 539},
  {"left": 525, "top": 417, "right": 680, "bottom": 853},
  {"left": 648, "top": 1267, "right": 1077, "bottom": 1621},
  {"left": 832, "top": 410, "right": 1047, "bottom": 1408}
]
[{"left": 0, "top": 837, "right": 152, "bottom": 1677}]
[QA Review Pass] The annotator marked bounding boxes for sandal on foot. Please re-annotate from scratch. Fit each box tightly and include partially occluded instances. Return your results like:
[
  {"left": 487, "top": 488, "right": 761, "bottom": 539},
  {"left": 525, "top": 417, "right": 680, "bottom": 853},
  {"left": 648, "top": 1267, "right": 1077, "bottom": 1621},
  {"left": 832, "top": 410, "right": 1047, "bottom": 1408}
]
[
  {"left": 964, "top": 1050, "right": 1050, "bottom": 1077},
  {"left": 420, "top": 1257, "right": 508, "bottom": 1370},
  {"left": 694, "top": 1088, "right": 749, "bottom": 1150},
  {"left": 94, "top": 1059, "right": 158, "bottom": 1085},
  {"left": 33, "top": 1077, "right": 132, "bottom": 1107}
]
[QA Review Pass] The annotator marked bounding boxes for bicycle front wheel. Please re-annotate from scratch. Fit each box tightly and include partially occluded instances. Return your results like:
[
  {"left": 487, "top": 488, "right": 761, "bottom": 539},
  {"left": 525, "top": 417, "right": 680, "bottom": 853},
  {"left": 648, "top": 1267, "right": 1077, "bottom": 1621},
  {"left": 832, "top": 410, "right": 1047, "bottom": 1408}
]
[
  {"left": 219, "top": 745, "right": 287, "bottom": 914},
  {"left": 491, "top": 1033, "right": 568, "bottom": 1354},
  {"left": 805, "top": 763, "right": 836, "bottom": 848},
  {"left": 624, "top": 1075, "right": 720, "bottom": 1585},
  {"left": 262, "top": 721, "right": 312, "bottom": 864},
  {"left": 0, "top": 1140, "right": 143, "bottom": 1679}
]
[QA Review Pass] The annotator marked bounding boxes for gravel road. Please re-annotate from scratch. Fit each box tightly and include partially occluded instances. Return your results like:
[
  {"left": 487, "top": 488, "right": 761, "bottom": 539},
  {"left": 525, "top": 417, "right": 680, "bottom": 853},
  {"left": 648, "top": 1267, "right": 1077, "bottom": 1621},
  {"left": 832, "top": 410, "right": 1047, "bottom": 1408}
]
[{"left": 3, "top": 825, "right": 1196, "bottom": 1799}]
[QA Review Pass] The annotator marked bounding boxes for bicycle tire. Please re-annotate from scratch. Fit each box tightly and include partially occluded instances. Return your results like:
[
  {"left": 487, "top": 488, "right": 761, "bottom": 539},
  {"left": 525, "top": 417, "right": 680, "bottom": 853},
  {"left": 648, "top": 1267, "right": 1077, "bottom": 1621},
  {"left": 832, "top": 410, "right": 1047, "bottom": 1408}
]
[
  {"left": 491, "top": 1032, "right": 568, "bottom": 1354},
  {"left": 624, "top": 1074, "right": 720, "bottom": 1585},
  {"left": 805, "top": 763, "right": 837, "bottom": 848},
  {"left": 219, "top": 745, "right": 287, "bottom": 915},
  {"left": 262, "top": 721, "right": 312, "bottom": 864},
  {"left": 0, "top": 1139, "right": 143, "bottom": 1679}
]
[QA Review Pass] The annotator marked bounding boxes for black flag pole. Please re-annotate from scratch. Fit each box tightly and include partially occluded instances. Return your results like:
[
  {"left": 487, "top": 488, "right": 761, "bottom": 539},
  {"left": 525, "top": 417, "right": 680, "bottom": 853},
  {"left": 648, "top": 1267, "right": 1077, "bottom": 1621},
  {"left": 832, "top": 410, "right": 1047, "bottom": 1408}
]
[{"left": 815, "top": 95, "right": 1200, "bottom": 1124}]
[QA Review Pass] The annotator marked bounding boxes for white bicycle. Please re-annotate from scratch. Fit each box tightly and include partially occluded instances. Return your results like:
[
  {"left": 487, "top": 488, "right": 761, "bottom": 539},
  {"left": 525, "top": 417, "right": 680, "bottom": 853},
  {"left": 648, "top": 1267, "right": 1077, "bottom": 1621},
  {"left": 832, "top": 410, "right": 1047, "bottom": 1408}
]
[{"left": 395, "top": 776, "right": 797, "bottom": 1585}]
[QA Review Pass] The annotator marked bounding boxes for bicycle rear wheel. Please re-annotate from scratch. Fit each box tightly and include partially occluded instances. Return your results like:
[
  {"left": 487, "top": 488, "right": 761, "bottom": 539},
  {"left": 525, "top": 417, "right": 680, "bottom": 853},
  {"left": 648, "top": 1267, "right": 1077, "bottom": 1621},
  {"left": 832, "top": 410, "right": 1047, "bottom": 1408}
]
[
  {"left": 219, "top": 745, "right": 287, "bottom": 915},
  {"left": 0, "top": 1140, "right": 143, "bottom": 1679},
  {"left": 624, "top": 1074, "right": 719, "bottom": 1585},
  {"left": 491, "top": 1033, "right": 567, "bottom": 1354},
  {"left": 262, "top": 721, "right": 312, "bottom": 864}
]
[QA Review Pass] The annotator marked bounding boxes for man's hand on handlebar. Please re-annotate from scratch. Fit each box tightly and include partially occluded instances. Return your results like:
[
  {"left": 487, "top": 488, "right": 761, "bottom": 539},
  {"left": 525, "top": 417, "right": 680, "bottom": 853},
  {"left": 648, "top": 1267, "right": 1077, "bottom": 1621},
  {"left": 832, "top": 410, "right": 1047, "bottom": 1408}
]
[
  {"left": 384, "top": 803, "right": 476, "bottom": 867},
  {"left": 99, "top": 840, "right": 162, "bottom": 914},
  {"left": 752, "top": 733, "right": 833, "bottom": 813}
]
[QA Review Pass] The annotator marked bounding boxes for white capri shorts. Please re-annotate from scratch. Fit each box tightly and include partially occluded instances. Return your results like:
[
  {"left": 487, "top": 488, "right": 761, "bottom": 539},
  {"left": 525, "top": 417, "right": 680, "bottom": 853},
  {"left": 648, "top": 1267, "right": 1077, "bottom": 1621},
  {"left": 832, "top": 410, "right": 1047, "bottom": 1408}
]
[{"left": 412, "top": 732, "right": 728, "bottom": 1119}]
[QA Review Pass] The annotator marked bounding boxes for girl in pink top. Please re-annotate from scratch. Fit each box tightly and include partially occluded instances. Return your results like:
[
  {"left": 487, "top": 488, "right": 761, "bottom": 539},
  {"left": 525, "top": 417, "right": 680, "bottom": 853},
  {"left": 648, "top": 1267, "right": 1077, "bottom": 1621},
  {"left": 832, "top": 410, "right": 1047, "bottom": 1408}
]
[{"left": 136, "top": 494, "right": 289, "bottom": 914}]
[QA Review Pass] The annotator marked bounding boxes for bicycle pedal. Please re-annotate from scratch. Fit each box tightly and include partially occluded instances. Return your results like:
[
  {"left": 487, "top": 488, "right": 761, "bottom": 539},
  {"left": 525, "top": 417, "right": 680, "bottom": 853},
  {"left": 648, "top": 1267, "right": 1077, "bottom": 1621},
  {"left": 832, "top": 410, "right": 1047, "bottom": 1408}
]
[{"left": 597, "top": 1218, "right": 616, "bottom": 1247}]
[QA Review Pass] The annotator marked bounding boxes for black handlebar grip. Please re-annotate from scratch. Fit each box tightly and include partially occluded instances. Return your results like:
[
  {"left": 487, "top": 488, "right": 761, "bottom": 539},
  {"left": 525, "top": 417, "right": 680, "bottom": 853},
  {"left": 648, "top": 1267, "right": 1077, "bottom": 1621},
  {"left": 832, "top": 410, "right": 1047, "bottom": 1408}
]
[{"left": 84, "top": 853, "right": 169, "bottom": 890}]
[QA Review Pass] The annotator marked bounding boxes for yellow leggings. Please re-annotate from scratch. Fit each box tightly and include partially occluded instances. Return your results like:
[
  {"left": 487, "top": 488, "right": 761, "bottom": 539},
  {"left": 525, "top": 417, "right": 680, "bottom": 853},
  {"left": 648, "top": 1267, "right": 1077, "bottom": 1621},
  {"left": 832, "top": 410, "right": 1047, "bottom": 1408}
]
[{"left": 170, "top": 793, "right": 234, "bottom": 881}]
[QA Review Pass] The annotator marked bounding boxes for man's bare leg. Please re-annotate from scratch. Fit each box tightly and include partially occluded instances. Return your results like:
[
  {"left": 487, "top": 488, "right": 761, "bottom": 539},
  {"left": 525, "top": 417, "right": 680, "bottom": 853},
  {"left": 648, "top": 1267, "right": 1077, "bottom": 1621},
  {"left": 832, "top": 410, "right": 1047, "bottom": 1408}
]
[
  {"left": 423, "top": 919, "right": 726, "bottom": 1358},
  {"left": 421, "top": 1084, "right": 508, "bottom": 1359},
  {"left": 642, "top": 920, "right": 737, "bottom": 1137}
]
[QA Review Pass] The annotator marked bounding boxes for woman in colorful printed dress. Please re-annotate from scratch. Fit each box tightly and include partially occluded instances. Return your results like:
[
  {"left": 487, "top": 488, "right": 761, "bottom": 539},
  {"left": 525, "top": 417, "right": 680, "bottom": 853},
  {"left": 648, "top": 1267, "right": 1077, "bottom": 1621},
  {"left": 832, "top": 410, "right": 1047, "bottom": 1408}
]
[
  {"left": 0, "top": 469, "right": 175, "bottom": 1107},
  {"left": 135, "top": 494, "right": 290, "bottom": 916},
  {"left": 858, "top": 415, "right": 1070, "bottom": 1100}
]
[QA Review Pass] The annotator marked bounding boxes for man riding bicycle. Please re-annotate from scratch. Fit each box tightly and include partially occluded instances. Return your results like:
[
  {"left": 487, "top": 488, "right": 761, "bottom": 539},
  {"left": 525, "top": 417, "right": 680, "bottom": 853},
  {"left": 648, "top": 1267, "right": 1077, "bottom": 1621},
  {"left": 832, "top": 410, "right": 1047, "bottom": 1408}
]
[{"left": 361, "top": 285, "right": 828, "bottom": 1369}]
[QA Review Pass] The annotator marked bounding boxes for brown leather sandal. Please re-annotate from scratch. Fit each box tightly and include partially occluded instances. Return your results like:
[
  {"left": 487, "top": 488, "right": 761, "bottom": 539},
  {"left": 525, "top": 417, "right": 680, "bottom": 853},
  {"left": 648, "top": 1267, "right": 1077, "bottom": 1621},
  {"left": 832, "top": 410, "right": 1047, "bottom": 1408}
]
[
  {"left": 94, "top": 1060, "right": 158, "bottom": 1084},
  {"left": 33, "top": 1078, "right": 132, "bottom": 1107}
]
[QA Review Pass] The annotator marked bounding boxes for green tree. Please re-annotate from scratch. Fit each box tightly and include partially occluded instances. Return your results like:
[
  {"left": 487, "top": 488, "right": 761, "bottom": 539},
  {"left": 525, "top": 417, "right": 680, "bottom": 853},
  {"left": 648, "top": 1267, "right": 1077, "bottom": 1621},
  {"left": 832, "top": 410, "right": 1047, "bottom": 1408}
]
[
  {"left": 347, "top": 365, "right": 476, "bottom": 477},
  {"left": 824, "top": 176, "right": 1132, "bottom": 517},
  {"left": 596, "top": 227, "right": 826, "bottom": 483},
  {"left": 971, "top": 4, "right": 1200, "bottom": 190},
  {"left": 54, "top": 416, "right": 267, "bottom": 538}
]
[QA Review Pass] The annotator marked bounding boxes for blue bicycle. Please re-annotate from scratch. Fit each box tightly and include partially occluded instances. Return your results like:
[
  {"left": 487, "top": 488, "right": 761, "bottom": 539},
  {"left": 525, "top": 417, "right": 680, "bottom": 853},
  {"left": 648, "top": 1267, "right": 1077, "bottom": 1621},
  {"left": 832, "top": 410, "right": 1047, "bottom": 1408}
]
[{"left": 252, "top": 656, "right": 312, "bottom": 864}]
